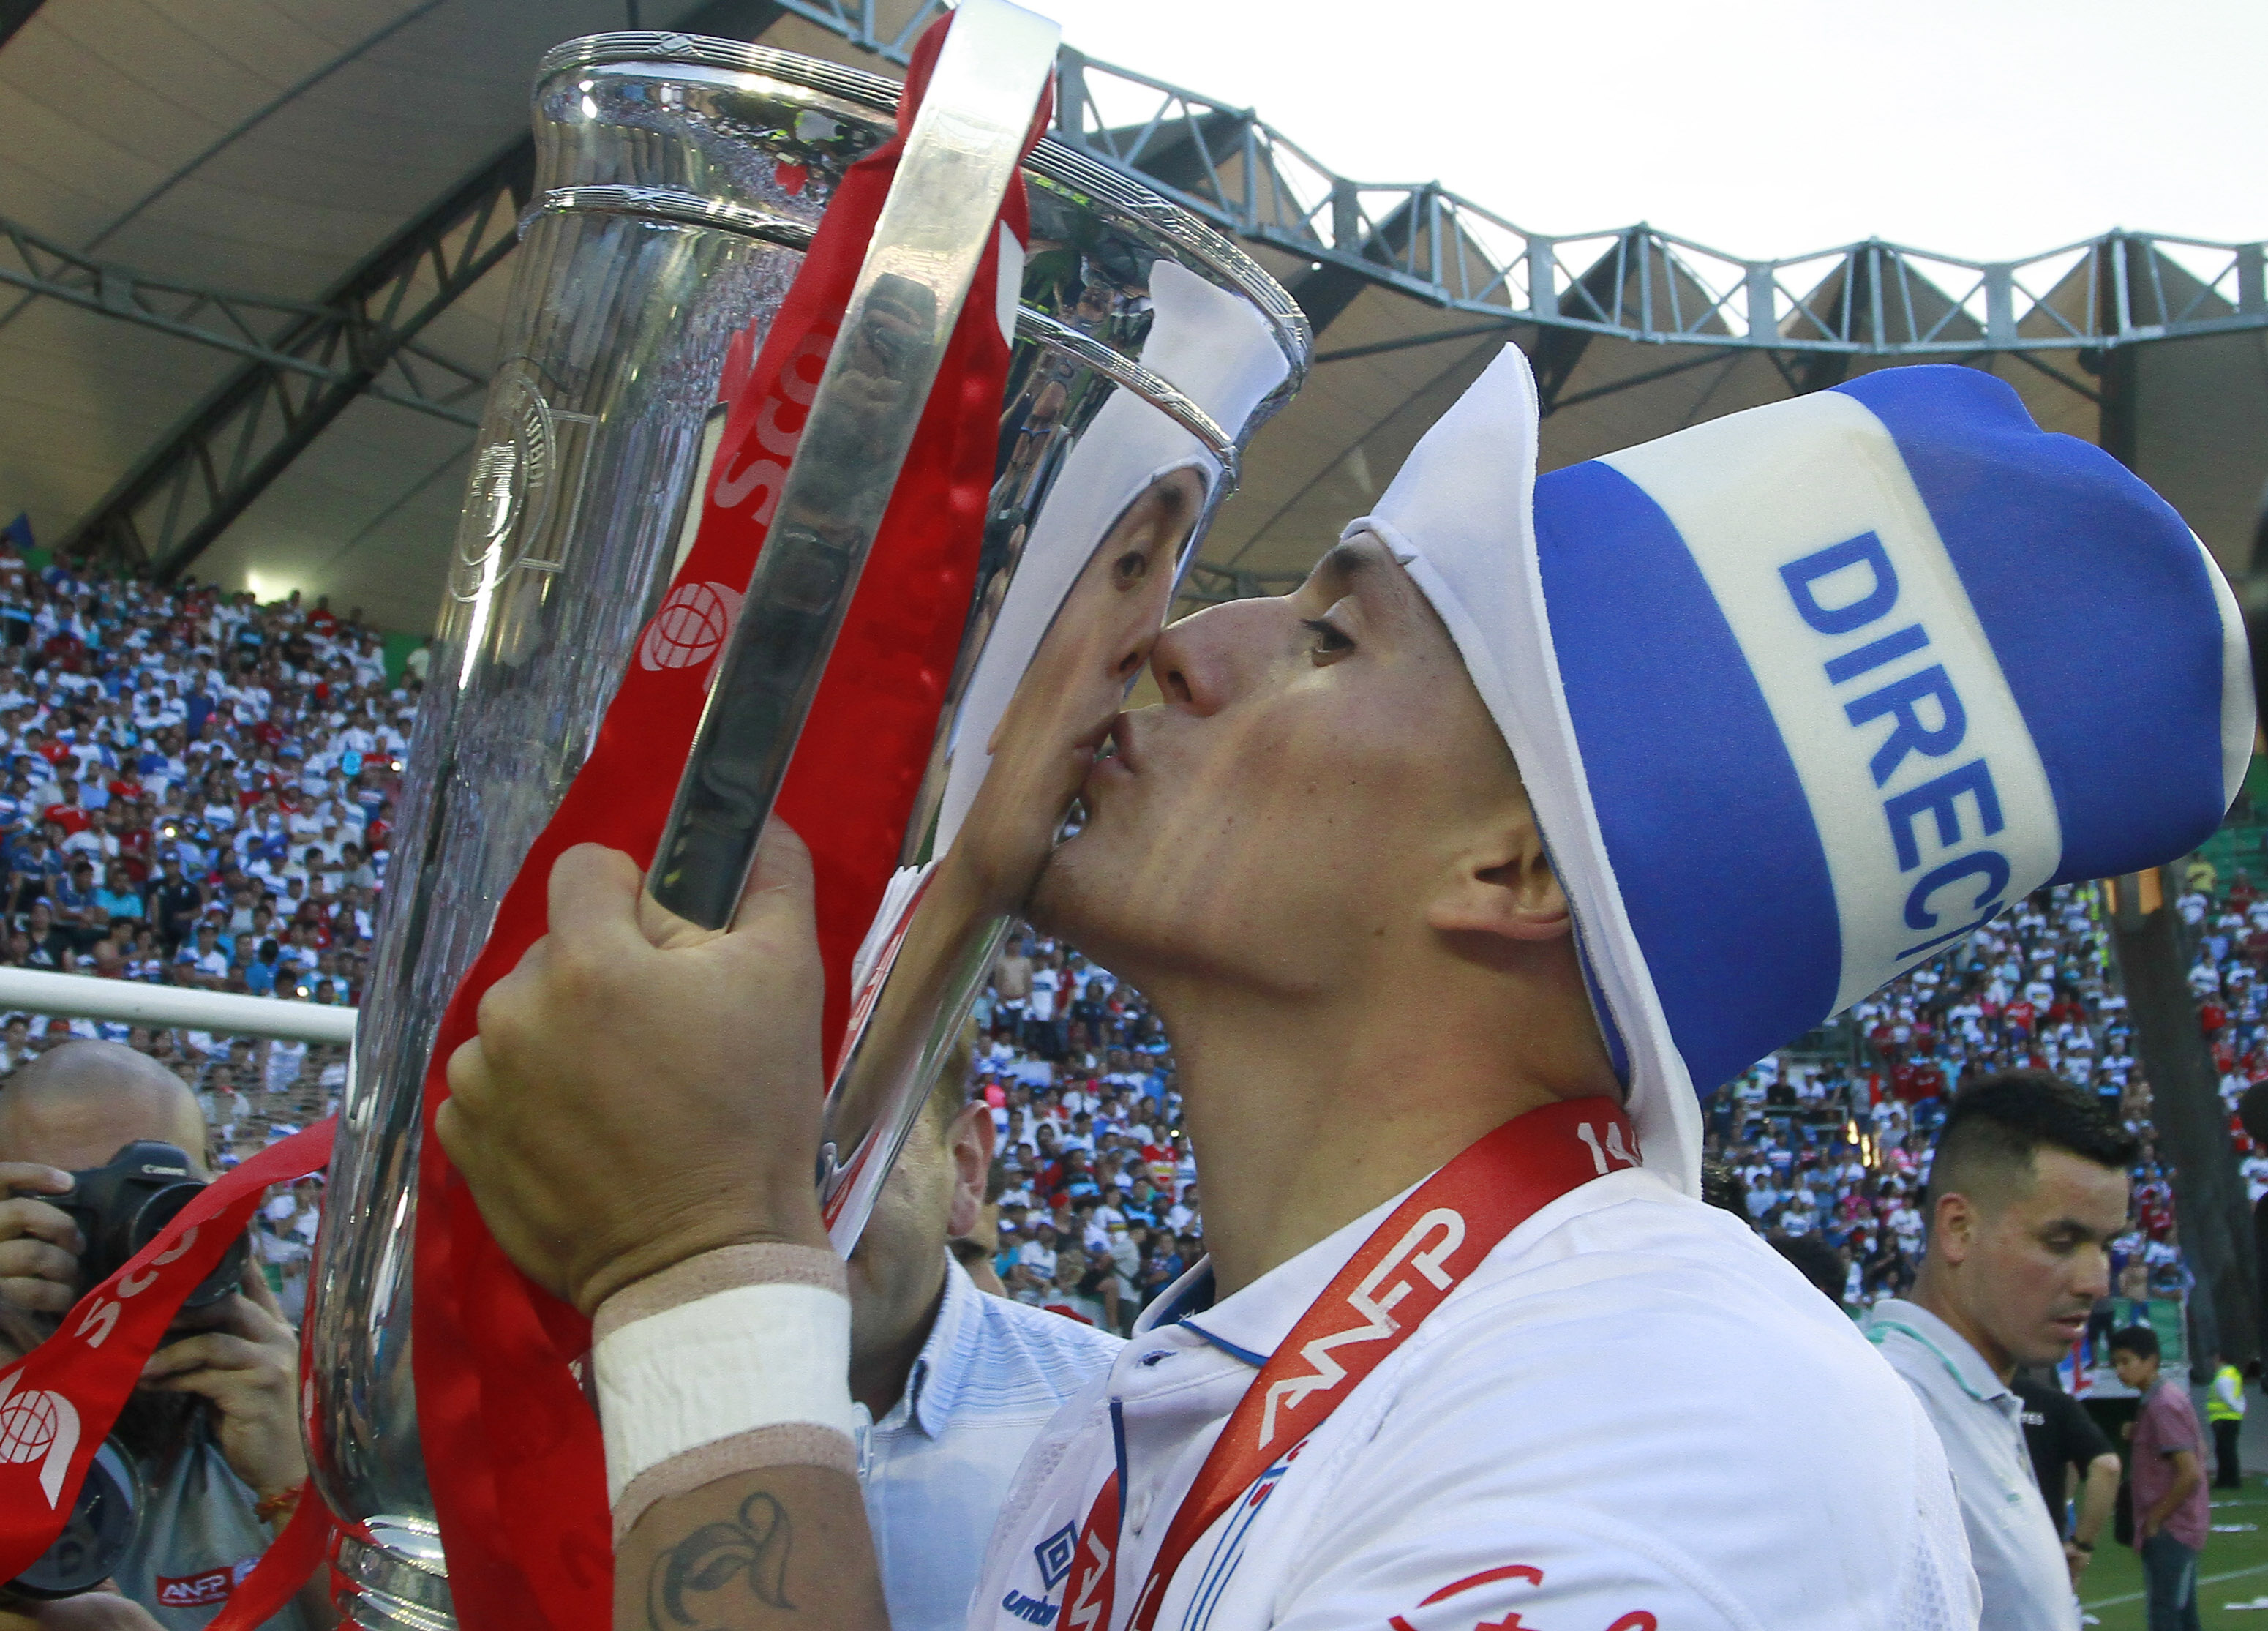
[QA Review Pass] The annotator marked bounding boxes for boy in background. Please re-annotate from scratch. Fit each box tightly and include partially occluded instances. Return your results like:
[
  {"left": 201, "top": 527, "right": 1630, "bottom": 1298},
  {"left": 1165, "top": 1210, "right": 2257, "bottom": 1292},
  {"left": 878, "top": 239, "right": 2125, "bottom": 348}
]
[{"left": 2112, "top": 1326, "right": 2209, "bottom": 1631}]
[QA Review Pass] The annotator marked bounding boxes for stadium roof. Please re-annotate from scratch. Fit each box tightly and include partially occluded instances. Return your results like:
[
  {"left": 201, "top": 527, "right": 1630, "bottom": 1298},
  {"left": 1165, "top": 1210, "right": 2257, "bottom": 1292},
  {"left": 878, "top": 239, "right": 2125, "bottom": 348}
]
[{"left": 5, "top": 0, "right": 2266, "bottom": 633}]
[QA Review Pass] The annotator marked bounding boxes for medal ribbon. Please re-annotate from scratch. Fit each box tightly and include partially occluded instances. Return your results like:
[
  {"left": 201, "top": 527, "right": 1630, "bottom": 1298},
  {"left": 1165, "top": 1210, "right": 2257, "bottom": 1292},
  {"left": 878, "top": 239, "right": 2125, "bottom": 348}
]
[{"left": 1059, "top": 1096, "right": 1642, "bottom": 1631}]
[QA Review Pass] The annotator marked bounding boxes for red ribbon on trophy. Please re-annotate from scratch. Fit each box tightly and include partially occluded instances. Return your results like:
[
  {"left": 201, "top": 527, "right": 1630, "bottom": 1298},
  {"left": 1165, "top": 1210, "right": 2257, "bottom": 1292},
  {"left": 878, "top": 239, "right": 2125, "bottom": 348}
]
[
  {"left": 200, "top": 1210, "right": 343, "bottom": 1631},
  {"left": 0, "top": 1119, "right": 337, "bottom": 1585},
  {"left": 410, "top": 13, "right": 1048, "bottom": 1631}
]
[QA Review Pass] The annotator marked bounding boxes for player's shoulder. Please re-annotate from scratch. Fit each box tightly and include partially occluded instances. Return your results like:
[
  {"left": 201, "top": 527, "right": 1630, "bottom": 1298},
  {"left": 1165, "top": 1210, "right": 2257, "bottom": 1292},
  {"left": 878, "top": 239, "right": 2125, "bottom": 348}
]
[
  {"left": 1457, "top": 1165, "right": 1849, "bottom": 1305},
  {"left": 1286, "top": 1174, "right": 1965, "bottom": 1628},
  {"left": 1410, "top": 1167, "right": 1923, "bottom": 1449},
  {"left": 2143, "top": 1380, "right": 2201, "bottom": 1428}
]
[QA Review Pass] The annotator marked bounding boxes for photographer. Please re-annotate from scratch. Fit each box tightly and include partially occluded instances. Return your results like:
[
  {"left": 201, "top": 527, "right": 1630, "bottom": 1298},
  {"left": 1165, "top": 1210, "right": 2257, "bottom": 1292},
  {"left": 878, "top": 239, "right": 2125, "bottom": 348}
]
[{"left": 0, "top": 1042, "right": 323, "bottom": 1631}]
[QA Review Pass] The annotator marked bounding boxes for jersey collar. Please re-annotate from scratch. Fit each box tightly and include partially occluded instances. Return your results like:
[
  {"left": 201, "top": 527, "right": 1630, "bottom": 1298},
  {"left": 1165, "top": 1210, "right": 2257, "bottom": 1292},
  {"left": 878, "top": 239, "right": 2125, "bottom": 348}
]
[
  {"left": 1136, "top": 1175, "right": 1428, "bottom": 1365},
  {"left": 1868, "top": 1297, "right": 2013, "bottom": 1403}
]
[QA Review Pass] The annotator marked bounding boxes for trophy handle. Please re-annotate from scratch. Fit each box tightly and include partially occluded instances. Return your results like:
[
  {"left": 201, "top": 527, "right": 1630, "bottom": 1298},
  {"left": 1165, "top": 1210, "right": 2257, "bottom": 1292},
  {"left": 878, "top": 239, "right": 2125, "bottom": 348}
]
[{"left": 645, "top": 0, "right": 1060, "bottom": 929}]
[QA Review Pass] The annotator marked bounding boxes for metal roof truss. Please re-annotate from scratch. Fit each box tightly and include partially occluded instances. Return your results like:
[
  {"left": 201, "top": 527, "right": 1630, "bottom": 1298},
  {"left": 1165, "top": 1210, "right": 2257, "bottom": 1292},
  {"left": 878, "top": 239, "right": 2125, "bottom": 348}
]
[{"left": 5, "top": 140, "right": 532, "bottom": 573}]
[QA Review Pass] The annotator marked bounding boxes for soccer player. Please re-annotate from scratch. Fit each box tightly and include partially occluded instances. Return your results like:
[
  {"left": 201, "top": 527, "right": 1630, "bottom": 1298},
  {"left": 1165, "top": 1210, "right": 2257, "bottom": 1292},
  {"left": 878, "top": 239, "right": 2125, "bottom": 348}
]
[{"left": 438, "top": 356, "right": 2248, "bottom": 1630}]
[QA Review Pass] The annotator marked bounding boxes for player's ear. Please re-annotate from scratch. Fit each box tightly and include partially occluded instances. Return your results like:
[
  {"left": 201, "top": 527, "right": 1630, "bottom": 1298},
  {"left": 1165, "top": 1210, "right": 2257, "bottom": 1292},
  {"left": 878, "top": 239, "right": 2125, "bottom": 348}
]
[
  {"left": 1929, "top": 1191, "right": 1974, "bottom": 1262},
  {"left": 947, "top": 1101, "right": 995, "bottom": 1238},
  {"left": 1427, "top": 808, "right": 1570, "bottom": 945}
]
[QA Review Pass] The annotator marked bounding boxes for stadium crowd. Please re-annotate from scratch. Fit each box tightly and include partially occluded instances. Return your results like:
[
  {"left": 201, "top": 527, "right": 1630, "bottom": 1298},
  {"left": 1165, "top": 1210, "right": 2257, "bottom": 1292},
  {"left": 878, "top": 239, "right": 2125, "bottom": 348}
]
[
  {"left": 2181, "top": 867, "right": 2268, "bottom": 1204},
  {"left": 0, "top": 539, "right": 416, "bottom": 1312},
  {"left": 1702, "top": 880, "right": 2188, "bottom": 1326},
  {"left": 0, "top": 533, "right": 2242, "bottom": 1346}
]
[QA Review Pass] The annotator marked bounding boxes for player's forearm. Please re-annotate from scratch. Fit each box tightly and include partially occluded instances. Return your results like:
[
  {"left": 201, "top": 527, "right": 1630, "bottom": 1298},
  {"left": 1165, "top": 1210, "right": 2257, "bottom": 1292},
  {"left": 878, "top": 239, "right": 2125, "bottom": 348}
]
[
  {"left": 617, "top": 1466, "right": 889, "bottom": 1631},
  {"left": 2074, "top": 1456, "right": 2119, "bottom": 1548}
]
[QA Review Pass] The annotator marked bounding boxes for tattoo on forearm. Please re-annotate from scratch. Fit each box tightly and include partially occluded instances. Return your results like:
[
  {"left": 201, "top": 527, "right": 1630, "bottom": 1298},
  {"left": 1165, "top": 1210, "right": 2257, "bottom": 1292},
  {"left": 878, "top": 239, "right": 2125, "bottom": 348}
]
[{"left": 648, "top": 1491, "right": 797, "bottom": 1627}]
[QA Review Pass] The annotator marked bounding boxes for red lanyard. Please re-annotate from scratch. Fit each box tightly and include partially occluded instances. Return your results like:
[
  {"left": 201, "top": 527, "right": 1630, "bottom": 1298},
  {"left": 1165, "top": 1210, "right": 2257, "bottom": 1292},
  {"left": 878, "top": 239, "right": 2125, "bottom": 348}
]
[{"left": 1059, "top": 1095, "right": 1641, "bottom": 1631}]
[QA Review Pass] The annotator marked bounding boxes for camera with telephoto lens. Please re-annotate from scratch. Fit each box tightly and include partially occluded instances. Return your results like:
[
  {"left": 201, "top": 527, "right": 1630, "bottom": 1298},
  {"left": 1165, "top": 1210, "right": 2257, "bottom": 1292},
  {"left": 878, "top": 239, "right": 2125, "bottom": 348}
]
[{"left": 56, "top": 1140, "right": 248, "bottom": 1311}]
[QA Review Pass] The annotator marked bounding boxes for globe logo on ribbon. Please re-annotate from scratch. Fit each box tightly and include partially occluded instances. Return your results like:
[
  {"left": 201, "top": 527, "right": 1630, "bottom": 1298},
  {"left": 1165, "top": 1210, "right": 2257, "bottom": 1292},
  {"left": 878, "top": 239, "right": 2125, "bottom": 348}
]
[
  {"left": 0, "top": 1369, "right": 80, "bottom": 1506},
  {"left": 0, "top": 1389, "right": 58, "bottom": 1461},
  {"left": 639, "top": 581, "right": 746, "bottom": 672}
]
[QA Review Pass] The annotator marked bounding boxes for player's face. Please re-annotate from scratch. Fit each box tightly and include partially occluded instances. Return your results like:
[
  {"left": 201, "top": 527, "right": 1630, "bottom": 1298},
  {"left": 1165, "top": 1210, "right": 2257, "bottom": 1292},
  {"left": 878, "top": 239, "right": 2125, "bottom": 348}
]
[
  {"left": 1967, "top": 1149, "right": 2129, "bottom": 1368},
  {"left": 1032, "top": 535, "right": 1523, "bottom": 995}
]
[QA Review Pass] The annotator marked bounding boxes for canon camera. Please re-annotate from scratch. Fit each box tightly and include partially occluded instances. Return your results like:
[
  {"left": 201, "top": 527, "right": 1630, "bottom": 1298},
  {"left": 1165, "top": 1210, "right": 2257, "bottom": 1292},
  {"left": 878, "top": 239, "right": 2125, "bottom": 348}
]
[{"left": 56, "top": 1140, "right": 247, "bottom": 1311}]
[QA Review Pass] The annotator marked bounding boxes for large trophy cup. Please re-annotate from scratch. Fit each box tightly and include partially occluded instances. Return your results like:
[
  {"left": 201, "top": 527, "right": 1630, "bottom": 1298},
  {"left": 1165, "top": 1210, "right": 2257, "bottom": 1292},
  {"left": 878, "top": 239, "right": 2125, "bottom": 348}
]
[{"left": 303, "top": 13, "right": 1307, "bottom": 1630}]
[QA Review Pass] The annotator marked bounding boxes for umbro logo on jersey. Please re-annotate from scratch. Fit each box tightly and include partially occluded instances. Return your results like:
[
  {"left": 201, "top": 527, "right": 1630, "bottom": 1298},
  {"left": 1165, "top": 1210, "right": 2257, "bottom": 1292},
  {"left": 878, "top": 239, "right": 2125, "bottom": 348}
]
[
  {"left": 1001, "top": 1589, "right": 1059, "bottom": 1626},
  {"left": 1035, "top": 1521, "right": 1078, "bottom": 1589},
  {"left": 999, "top": 1521, "right": 1079, "bottom": 1629}
]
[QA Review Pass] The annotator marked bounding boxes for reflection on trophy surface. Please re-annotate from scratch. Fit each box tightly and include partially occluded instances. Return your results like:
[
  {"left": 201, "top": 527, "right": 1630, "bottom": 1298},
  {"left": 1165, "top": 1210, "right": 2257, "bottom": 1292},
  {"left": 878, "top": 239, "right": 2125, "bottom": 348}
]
[
  {"left": 815, "top": 466, "right": 1209, "bottom": 1238},
  {"left": 795, "top": 274, "right": 935, "bottom": 527},
  {"left": 959, "top": 468, "right": 1206, "bottom": 909},
  {"left": 813, "top": 254, "right": 1297, "bottom": 1253}
]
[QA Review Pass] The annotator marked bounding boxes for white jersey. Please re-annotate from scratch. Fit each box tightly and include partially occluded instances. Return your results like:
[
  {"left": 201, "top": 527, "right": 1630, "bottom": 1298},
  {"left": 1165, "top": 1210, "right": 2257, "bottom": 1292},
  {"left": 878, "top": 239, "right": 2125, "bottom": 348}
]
[
  {"left": 968, "top": 1166, "right": 1978, "bottom": 1631},
  {"left": 865, "top": 1259, "right": 1122, "bottom": 1631}
]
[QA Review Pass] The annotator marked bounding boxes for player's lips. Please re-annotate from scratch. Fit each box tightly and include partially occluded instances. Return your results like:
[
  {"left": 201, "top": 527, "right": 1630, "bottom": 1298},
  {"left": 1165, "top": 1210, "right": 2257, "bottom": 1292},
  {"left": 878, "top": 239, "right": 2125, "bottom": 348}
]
[
  {"left": 1092, "top": 714, "right": 1140, "bottom": 777},
  {"left": 1070, "top": 715, "right": 1116, "bottom": 763}
]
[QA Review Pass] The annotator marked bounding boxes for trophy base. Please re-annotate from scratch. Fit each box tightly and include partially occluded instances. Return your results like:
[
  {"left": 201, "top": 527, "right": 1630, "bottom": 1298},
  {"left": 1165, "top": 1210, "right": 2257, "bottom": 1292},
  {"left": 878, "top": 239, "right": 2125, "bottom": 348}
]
[{"left": 334, "top": 1518, "right": 454, "bottom": 1631}]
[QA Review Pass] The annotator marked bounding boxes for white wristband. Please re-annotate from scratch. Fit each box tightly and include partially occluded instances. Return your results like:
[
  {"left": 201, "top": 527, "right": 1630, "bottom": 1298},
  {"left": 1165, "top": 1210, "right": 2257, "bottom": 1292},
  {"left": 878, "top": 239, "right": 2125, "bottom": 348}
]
[{"left": 593, "top": 1245, "right": 860, "bottom": 1539}]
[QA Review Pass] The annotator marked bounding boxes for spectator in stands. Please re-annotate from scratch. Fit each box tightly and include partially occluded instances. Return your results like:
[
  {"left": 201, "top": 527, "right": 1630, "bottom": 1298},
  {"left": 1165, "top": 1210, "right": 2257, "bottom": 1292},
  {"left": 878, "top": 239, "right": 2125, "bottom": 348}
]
[
  {"left": 2113, "top": 1324, "right": 2209, "bottom": 1631},
  {"left": 1865, "top": 1073, "right": 2137, "bottom": 1631},
  {"left": 146, "top": 857, "right": 204, "bottom": 951},
  {"left": 0, "top": 550, "right": 408, "bottom": 1145},
  {"left": 95, "top": 861, "right": 143, "bottom": 927}
]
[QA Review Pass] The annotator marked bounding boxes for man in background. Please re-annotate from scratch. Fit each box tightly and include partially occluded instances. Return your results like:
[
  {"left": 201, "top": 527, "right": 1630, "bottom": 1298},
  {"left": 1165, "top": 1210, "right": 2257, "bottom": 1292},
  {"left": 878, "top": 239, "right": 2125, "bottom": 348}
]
[
  {"left": 2113, "top": 1325, "right": 2208, "bottom": 1631},
  {"left": 2207, "top": 1351, "right": 2246, "bottom": 1488},
  {"left": 989, "top": 937, "right": 1032, "bottom": 1046},
  {"left": 2010, "top": 1368, "right": 2119, "bottom": 1589},
  {"left": 1866, "top": 1073, "right": 2137, "bottom": 1631},
  {"left": 847, "top": 1064, "right": 1119, "bottom": 1630}
]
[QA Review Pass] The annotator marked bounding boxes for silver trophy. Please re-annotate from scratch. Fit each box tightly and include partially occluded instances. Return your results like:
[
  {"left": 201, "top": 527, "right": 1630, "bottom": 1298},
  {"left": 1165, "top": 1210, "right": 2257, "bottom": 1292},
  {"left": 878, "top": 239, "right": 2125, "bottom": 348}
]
[{"left": 303, "top": 19, "right": 1307, "bottom": 1630}]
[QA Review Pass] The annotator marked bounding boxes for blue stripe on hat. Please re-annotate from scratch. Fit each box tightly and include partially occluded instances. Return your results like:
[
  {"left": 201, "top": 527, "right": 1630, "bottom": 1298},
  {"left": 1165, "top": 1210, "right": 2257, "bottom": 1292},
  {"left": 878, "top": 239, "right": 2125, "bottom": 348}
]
[
  {"left": 1833, "top": 367, "right": 2231, "bottom": 883},
  {"left": 1536, "top": 460, "right": 1842, "bottom": 1095}
]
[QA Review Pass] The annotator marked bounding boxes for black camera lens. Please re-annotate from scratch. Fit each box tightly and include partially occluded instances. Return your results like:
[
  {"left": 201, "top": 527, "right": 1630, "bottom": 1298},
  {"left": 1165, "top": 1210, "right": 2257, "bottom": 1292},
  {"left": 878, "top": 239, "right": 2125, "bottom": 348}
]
[
  {"left": 62, "top": 1142, "right": 247, "bottom": 1312},
  {"left": 129, "top": 1182, "right": 247, "bottom": 1311},
  {"left": 7, "top": 1441, "right": 138, "bottom": 1601}
]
